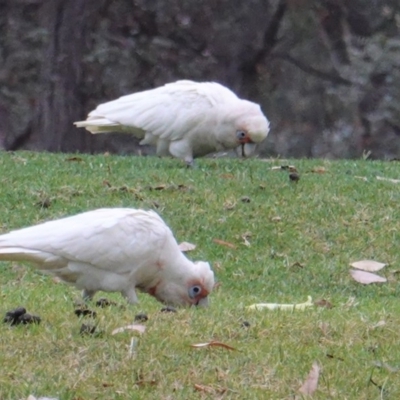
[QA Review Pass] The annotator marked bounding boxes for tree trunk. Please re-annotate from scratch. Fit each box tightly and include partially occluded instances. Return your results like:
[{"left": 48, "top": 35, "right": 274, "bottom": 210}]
[{"left": 31, "top": 0, "right": 104, "bottom": 152}]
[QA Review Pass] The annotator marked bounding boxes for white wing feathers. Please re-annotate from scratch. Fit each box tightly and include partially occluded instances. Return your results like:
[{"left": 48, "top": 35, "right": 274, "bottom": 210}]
[
  {"left": 0, "top": 208, "right": 215, "bottom": 306},
  {"left": 75, "top": 80, "right": 239, "bottom": 142},
  {"left": 0, "top": 209, "right": 167, "bottom": 272}
]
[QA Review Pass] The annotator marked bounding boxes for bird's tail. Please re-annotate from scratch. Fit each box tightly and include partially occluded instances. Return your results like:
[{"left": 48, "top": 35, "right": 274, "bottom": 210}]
[
  {"left": 0, "top": 247, "right": 62, "bottom": 268},
  {"left": 73, "top": 118, "right": 123, "bottom": 134}
]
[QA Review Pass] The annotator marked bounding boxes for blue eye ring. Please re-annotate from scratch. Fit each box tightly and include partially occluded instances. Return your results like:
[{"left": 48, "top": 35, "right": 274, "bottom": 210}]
[
  {"left": 188, "top": 285, "right": 202, "bottom": 299},
  {"left": 236, "top": 130, "right": 246, "bottom": 140}
]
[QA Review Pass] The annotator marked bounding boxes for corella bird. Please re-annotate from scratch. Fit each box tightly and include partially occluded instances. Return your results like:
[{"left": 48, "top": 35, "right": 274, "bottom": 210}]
[
  {"left": 74, "top": 80, "right": 270, "bottom": 166},
  {"left": 0, "top": 208, "right": 214, "bottom": 307}
]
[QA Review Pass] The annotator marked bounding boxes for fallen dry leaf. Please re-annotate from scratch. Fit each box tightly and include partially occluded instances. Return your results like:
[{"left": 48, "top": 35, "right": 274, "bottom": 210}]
[
  {"left": 153, "top": 184, "right": 167, "bottom": 190},
  {"left": 271, "top": 216, "right": 282, "bottom": 222},
  {"left": 178, "top": 241, "right": 196, "bottom": 252},
  {"left": 310, "top": 166, "right": 326, "bottom": 173},
  {"left": 350, "top": 260, "right": 386, "bottom": 272},
  {"left": 350, "top": 269, "right": 387, "bottom": 284},
  {"left": 65, "top": 156, "right": 83, "bottom": 162},
  {"left": 223, "top": 200, "right": 236, "bottom": 210},
  {"left": 190, "top": 341, "right": 236, "bottom": 351},
  {"left": 319, "top": 322, "right": 330, "bottom": 336},
  {"left": 314, "top": 299, "right": 333, "bottom": 309},
  {"left": 213, "top": 239, "right": 236, "bottom": 249},
  {"left": 290, "top": 261, "right": 304, "bottom": 269},
  {"left": 299, "top": 362, "right": 320, "bottom": 396},
  {"left": 241, "top": 236, "right": 251, "bottom": 247},
  {"left": 354, "top": 175, "right": 368, "bottom": 181},
  {"left": 326, "top": 353, "right": 344, "bottom": 361},
  {"left": 371, "top": 320, "right": 386, "bottom": 329},
  {"left": 376, "top": 176, "right": 400, "bottom": 184},
  {"left": 220, "top": 173, "right": 234, "bottom": 179},
  {"left": 194, "top": 384, "right": 214, "bottom": 394},
  {"left": 27, "top": 396, "right": 59, "bottom": 400},
  {"left": 111, "top": 324, "right": 146, "bottom": 335}
]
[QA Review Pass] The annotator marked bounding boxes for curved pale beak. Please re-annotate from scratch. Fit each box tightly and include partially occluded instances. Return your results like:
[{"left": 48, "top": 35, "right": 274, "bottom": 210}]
[
  {"left": 236, "top": 142, "right": 257, "bottom": 158},
  {"left": 197, "top": 297, "right": 209, "bottom": 307}
]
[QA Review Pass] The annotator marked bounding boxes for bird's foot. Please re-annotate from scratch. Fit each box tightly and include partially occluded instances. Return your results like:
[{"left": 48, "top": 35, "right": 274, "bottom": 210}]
[{"left": 185, "top": 159, "right": 196, "bottom": 168}]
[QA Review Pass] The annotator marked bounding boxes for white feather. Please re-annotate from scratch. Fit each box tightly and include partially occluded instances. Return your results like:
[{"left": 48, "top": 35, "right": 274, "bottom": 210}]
[
  {"left": 0, "top": 208, "right": 214, "bottom": 306},
  {"left": 74, "top": 80, "right": 270, "bottom": 164}
]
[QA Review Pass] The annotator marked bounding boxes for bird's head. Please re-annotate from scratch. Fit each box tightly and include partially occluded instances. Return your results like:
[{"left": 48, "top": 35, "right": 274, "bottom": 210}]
[
  {"left": 218, "top": 100, "right": 270, "bottom": 157},
  {"left": 148, "top": 261, "right": 215, "bottom": 307},
  {"left": 234, "top": 102, "right": 270, "bottom": 157}
]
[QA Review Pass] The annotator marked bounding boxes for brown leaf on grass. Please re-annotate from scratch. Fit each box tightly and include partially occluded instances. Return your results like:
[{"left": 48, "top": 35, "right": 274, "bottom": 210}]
[
  {"left": 310, "top": 166, "right": 326, "bottom": 173},
  {"left": 299, "top": 362, "right": 320, "bottom": 396},
  {"left": 153, "top": 184, "right": 167, "bottom": 190},
  {"left": 223, "top": 200, "right": 236, "bottom": 210},
  {"left": 103, "top": 180, "right": 112, "bottom": 187},
  {"left": 65, "top": 156, "right": 83, "bottom": 162},
  {"left": 213, "top": 239, "right": 236, "bottom": 249},
  {"left": 220, "top": 173, "right": 234, "bottom": 179},
  {"left": 319, "top": 322, "right": 330, "bottom": 336},
  {"left": 178, "top": 242, "right": 196, "bottom": 252},
  {"left": 290, "top": 261, "right": 304, "bottom": 269},
  {"left": 241, "top": 232, "right": 252, "bottom": 247},
  {"left": 326, "top": 353, "right": 344, "bottom": 361},
  {"left": 314, "top": 299, "right": 333, "bottom": 309},
  {"left": 376, "top": 176, "right": 400, "bottom": 184},
  {"left": 271, "top": 216, "right": 282, "bottom": 222},
  {"left": 36, "top": 197, "right": 52, "bottom": 208},
  {"left": 241, "top": 235, "right": 251, "bottom": 247},
  {"left": 111, "top": 324, "right": 146, "bottom": 335},
  {"left": 354, "top": 175, "right": 368, "bottom": 181},
  {"left": 190, "top": 341, "right": 236, "bottom": 351},
  {"left": 350, "top": 260, "right": 386, "bottom": 272},
  {"left": 193, "top": 383, "right": 229, "bottom": 397},
  {"left": 194, "top": 384, "right": 214, "bottom": 394},
  {"left": 371, "top": 320, "right": 386, "bottom": 329},
  {"left": 350, "top": 269, "right": 387, "bottom": 284}
]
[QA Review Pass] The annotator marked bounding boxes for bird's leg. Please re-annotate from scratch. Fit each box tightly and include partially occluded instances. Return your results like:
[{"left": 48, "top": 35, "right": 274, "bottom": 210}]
[
  {"left": 82, "top": 289, "right": 96, "bottom": 302},
  {"left": 185, "top": 159, "right": 196, "bottom": 168},
  {"left": 241, "top": 144, "right": 245, "bottom": 157},
  {"left": 123, "top": 287, "right": 139, "bottom": 304}
]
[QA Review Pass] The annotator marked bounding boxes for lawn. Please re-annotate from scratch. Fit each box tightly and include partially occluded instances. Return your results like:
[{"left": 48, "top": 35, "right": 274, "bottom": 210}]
[{"left": 1, "top": 151, "right": 400, "bottom": 399}]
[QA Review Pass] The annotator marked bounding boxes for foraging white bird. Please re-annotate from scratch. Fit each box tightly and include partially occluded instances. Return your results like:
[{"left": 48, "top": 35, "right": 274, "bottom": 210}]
[
  {"left": 74, "top": 80, "right": 270, "bottom": 166},
  {"left": 0, "top": 208, "right": 214, "bottom": 307}
]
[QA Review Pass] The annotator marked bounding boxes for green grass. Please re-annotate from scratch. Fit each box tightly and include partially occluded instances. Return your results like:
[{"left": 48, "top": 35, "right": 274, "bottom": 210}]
[{"left": 1, "top": 151, "right": 400, "bottom": 399}]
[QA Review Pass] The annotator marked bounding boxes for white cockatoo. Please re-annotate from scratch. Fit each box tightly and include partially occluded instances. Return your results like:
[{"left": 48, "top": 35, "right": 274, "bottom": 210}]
[
  {"left": 0, "top": 208, "right": 214, "bottom": 307},
  {"left": 74, "top": 80, "right": 270, "bottom": 166}
]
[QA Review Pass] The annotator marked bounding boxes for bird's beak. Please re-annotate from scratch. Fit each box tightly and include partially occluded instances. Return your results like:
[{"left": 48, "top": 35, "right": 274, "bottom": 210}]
[
  {"left": 196, "top": 297, "right": 209, "bottom": 307},
  {"left": 236, "top": 142, "right": 257, "bottom": 158},
  {"left": 238, "top": 135, "right": 252, "bottom": 145}
]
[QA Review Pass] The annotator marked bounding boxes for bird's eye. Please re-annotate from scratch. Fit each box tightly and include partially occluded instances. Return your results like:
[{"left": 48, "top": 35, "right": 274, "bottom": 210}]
[
  {"left": 236, "top": 130, "right": 246, "bottom": 140},
  {"left": 188, "top": 285, "right": 202, "bottom": 299}
]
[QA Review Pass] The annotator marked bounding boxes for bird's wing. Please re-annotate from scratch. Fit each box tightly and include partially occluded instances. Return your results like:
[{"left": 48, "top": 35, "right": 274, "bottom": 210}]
[
  {"left": 0, "top": 209, "right": 173, "bottom": 273},
  {"left": 77, "top": 81, "right": 239, "bottom": 141}
]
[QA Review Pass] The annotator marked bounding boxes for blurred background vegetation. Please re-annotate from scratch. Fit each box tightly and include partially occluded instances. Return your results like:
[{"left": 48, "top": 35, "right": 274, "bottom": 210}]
[{"left": 0, "top": 0, "right": 399, "bottom": 159}]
